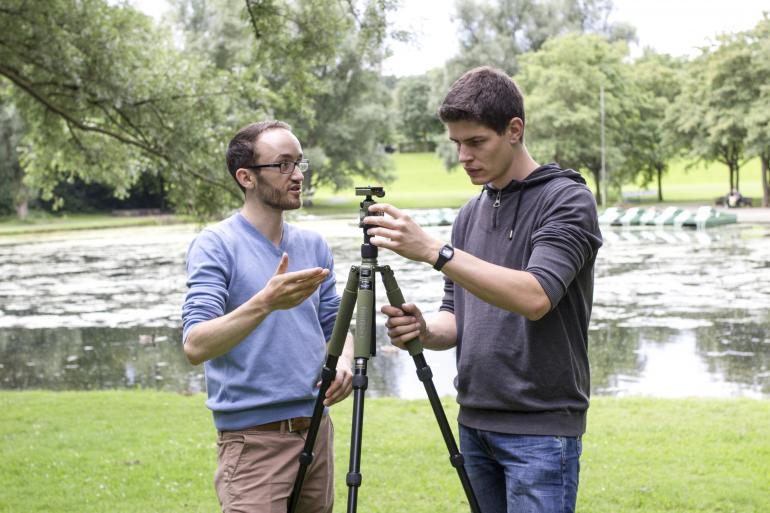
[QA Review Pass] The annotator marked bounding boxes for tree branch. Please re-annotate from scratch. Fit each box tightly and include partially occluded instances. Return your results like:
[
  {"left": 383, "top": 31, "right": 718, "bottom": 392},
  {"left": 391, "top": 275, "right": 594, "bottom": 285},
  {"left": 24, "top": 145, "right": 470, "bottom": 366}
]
[
  {"left": 0, "top": 62, "right": 167, "bottom": 159},
  {"left": 0, "top": 62, "right": 239, "bottom": 199}
]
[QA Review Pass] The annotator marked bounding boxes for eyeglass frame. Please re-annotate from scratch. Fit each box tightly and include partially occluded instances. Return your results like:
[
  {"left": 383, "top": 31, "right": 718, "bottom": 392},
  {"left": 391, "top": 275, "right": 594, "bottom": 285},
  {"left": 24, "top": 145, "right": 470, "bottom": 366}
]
[{"left": 244, "top": 159, "right": 309, "bottom": 174}]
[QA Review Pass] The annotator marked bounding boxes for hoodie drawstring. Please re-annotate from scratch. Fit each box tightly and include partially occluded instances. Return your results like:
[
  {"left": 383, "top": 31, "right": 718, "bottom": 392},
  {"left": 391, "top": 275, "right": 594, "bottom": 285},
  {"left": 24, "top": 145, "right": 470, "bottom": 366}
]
[
  {"left": 492, "top": 190, "right": 502, "bottom": 228},
  {"left": 509, "top": 182, "right": 527, "bottom": 240}
]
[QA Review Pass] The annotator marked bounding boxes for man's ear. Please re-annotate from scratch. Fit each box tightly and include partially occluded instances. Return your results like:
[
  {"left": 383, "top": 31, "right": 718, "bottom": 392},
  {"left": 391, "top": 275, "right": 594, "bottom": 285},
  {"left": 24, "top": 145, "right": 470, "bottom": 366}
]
[
  {"left": 507, "top": 117, "right": 524, "bottom": 144},
  {"left": 235, "top": 168, "right": 255, "bottom": 190}
]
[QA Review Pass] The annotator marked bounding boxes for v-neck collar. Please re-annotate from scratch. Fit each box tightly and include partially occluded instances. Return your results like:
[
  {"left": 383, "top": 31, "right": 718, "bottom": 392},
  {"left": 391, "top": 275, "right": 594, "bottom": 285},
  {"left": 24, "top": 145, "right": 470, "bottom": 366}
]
[{"left": 235, "top": 213, "right": 290, "bottom": 254}]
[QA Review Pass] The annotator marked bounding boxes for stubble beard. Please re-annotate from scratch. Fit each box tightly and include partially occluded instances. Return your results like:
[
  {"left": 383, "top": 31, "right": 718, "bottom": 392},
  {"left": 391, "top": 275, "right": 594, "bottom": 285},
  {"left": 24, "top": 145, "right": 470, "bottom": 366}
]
[{"left": 256, "top": 173, "right": 301, "bottom": 211}]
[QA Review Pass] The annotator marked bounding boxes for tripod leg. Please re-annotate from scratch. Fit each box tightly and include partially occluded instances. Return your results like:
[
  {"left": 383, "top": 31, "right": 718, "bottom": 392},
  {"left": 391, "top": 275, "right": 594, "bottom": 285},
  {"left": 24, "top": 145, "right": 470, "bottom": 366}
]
[
  {"left": 379, "top": 266, "right": 482, "bottom": 513},
  {"left": 288, "top": 266, "right": 359, "bottom": 513},
  {"left": 346, "top": 357, "right": 368, "bottom": 513},
  {"left": 345, "top": 262, "right": 376, "bottom": 513}
]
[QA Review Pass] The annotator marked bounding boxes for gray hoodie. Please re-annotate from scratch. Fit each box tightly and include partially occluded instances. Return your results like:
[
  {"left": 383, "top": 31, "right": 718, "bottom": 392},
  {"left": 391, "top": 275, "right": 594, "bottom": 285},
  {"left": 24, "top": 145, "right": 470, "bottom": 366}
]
[{"left": 441, "top": 163, "right": 602, "bottom": 436}]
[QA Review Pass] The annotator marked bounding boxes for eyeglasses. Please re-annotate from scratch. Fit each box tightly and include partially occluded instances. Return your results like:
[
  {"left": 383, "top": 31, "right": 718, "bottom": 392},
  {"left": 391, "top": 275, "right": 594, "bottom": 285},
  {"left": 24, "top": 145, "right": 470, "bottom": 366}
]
[{"left": 246, "top": 159, "right": 309, "bottom": 174}]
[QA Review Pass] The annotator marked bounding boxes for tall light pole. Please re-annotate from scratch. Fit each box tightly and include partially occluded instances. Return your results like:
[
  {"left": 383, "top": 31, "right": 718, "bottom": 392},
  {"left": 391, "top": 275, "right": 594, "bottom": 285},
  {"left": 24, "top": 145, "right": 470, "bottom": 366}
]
[{"left": 600, "top": 84, "right": 607, "bottom": 208}]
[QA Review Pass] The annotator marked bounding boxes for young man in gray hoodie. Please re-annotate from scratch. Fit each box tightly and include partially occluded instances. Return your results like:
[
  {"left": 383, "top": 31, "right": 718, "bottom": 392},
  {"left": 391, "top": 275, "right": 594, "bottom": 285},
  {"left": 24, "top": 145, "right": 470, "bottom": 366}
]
[{"left": 363, "top": 66, "right": 602, "bottom": 513}]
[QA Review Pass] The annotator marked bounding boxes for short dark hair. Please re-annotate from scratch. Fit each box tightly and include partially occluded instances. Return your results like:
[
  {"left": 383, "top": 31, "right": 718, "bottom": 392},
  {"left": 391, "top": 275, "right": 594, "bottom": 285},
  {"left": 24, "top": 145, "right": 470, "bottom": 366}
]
[
  {"left": 438, "top": 66, "right": 525, "bottom": 136},
  {"left": 226, "top": 120, "right": 292, "bottom": 192}
]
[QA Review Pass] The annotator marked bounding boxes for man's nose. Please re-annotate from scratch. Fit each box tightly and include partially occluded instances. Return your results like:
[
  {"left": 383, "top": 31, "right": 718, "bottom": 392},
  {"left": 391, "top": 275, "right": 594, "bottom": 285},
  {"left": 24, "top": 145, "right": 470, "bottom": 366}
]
[{"left": 458, "top": 145, "right": 473, "bottom": 162}]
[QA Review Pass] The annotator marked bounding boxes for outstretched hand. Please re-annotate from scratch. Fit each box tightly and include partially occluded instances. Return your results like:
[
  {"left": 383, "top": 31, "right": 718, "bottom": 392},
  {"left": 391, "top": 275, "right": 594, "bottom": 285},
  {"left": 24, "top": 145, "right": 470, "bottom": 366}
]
[
  {"left": 259, "top": 253, "right": 329, "bottom": 311},
  {"left": 363, "top": 203, "right": 442, "bottom": 264}
]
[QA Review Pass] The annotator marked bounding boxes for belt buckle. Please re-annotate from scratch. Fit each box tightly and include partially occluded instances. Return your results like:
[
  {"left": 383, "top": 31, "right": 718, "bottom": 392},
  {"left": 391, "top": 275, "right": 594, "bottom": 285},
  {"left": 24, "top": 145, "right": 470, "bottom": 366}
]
[{"left": 288, "top": 417, "right": 298, "bottom": 432}]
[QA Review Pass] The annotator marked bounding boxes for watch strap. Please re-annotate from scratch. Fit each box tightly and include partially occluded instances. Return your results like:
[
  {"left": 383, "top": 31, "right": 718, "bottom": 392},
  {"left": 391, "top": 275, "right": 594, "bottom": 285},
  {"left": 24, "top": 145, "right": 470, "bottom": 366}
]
[{"left": 433, "top": 244, "right": 454, "bottom": 271}]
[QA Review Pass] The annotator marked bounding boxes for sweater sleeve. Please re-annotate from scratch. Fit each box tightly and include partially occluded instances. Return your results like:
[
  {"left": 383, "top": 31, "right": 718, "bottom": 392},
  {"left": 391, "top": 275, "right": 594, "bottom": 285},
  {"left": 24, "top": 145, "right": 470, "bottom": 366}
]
[
  {"left": 181, "top": 230, "right": 233, "bottom": 343},
  {"left": 526, "top": 183, "right": 602, "bottom": 309},
  {"left": 317, "top": 240, "right": 341, "bottom": 341}
]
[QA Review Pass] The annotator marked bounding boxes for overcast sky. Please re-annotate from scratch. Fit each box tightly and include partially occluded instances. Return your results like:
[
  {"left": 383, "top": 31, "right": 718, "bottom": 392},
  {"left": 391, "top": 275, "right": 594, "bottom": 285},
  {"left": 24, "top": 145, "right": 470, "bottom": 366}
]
[{"left": 132, "top": 0, "right": 769, "bottom": 76}]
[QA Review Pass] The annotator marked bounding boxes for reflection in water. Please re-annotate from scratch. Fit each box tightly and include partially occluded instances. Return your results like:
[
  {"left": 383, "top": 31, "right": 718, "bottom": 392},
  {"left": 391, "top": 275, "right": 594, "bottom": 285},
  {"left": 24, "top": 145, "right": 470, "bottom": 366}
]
[
  {"left": 0, "top": 220, "right": 769, "bottom": 398},
  {"left": 0, "top": 326, "right": 203, "bottom": 393}
]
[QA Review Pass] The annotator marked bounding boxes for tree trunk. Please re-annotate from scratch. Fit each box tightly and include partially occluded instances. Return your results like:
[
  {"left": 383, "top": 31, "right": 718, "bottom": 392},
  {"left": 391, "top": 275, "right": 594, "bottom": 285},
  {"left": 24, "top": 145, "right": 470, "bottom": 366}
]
[
  {"left": 159, "top": 174, "right": 166, "bottom": 211},
  {"left": 303, "top": 168, "right": 315, "bottom": 206},
  {"left": 15, "top": 197, "right": 28, "bottom": 220},
  {"left": 656, "top": 165, "right": 664, "bottom": 202},
  {"left": 591, "top": 168, "right": 602, "bottom": 206},
  {"left": 762, "top": 154, "right": 769, "bottom": 208}
]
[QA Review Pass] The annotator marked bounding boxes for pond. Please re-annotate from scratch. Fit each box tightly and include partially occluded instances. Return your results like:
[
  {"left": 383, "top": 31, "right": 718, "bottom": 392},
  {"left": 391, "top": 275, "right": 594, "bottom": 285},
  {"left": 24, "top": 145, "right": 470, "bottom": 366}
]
[{"left": 1, "top": 216, "right": 769, "bottom": 399}]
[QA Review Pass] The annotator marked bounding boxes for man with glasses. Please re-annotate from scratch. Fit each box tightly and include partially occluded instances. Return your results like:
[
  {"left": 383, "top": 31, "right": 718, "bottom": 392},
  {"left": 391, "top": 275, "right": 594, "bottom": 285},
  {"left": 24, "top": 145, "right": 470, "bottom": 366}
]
[{"left": 182, "top": 120, "right": 353, "bottom": 513}]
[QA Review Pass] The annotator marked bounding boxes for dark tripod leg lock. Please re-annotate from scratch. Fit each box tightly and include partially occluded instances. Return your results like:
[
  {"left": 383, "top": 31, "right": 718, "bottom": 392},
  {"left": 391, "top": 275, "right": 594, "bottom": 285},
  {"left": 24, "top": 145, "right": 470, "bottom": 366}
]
[{"left": 288, "top": 188, "right": 480, "bottom": 513}]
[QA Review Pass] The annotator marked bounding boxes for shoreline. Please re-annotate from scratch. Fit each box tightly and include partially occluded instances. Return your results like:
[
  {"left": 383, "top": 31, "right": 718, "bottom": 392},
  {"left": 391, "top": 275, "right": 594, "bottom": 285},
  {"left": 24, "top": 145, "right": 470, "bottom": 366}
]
[{"left": 2, "top": 205, "right": 769, "bottom": 238}]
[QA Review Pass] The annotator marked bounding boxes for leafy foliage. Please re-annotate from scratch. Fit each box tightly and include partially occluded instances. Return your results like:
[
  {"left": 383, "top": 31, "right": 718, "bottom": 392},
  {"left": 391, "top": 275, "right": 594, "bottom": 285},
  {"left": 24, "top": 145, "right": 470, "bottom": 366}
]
[
  {"left": 517, "top": 33, "right": 638, "bottom": 204},
  {"left": 744, "top": 14, "right": 770, "bottom": 206},
  {"left": 0, "top": 0, "right": 265, "bottom": 218},
  {"left": 0, "top": 96, "right": 26, "bottom": 216},
  {"left": 172, "top": 0, "right": 400, "bottom": 193},
  {"left": 394, "top": 76, "right": 444, "bottom": 151},
  {"left": 666, "top": 31, "right": 758, "bottom": 193},
  {"left": 448, "top": 0, "right": 635, "bottom": 76},
  {"left": 620, "top": 51, "right": 686, "bottom": 200}
]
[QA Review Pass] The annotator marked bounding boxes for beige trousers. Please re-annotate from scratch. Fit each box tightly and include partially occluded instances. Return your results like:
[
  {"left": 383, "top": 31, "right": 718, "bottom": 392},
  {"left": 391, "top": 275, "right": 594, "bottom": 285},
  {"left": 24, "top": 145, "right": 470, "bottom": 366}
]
[{"left": 214, "top": 415, "right": 334, "bottom": 513}]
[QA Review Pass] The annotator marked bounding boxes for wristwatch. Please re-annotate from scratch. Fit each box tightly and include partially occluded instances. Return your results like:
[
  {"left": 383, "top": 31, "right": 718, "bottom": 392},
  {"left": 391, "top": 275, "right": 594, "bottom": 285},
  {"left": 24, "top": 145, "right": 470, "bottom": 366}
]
[{"left": 433, "top": 244, "right": 455, "bottom": 271}]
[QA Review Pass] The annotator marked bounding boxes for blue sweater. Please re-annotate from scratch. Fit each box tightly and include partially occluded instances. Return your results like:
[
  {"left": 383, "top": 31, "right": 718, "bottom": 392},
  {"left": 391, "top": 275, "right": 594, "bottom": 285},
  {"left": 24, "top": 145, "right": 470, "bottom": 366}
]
[{"left": 182, "top": 213, "right": 340, "bottom": 430}]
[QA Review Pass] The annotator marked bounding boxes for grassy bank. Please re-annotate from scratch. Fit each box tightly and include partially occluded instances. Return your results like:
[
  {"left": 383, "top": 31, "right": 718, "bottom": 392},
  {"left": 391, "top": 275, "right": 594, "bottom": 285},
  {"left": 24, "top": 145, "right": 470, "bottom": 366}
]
[
  {"left": 1, "top": 153, "right": 765, "bottom": 233},
  {"left": 0, "top": 212, "right": 189, "bottom": 236},
  {"left": 1, "top": 391, "right": 768, "bottom": 512},
  {"left": 307, "top": 153, "right": 766, "bottom": 211}
]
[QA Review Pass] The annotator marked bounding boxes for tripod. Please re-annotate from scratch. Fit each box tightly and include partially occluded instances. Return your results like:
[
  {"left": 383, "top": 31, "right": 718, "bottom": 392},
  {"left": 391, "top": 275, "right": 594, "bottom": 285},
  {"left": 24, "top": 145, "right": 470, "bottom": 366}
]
[{"left": 288, "top": 187, "right": 480, "bottom": 513}]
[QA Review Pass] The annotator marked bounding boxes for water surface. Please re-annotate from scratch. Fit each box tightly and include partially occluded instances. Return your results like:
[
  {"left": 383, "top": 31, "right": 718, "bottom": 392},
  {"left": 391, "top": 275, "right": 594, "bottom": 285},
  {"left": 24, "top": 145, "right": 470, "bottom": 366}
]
[{"left": 1, "top": 219, "right": 768, "bottom": 399}]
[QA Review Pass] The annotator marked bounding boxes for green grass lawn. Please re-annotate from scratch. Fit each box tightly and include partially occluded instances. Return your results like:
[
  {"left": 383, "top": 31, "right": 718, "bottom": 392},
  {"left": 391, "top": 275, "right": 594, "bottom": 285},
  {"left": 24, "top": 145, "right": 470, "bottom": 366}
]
[
  {"left": 308, "top": 152, "right": 478, "bottom": 212},
  {"left": 1, "top": 153, "right": 765, "bottom": 233},
  {"left": 620, "top": 157, "right": 764, "bottom": 204},
  {"left": 1, "top": 391, "right": 768, "bottom": 513},
  {"left": 307, "top": 153, "right": 766, "bottom": 212}
]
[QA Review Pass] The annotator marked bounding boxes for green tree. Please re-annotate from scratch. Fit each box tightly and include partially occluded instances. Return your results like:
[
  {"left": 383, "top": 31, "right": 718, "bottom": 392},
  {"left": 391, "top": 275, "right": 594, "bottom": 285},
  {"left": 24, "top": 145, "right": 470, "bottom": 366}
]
[
  {"left": 666, "top": 32, "right": 757, "bottom": 195},
  {"left": 517, "top": 33, "right": 638, "bottom": 205},
  {"left": 745, "top": 14, "right": 770, "bottom": 207},
  {"left": 433, "top": 0, "right": 636, "bottom": 176},
  {"left": 621, "top": 50, "right": 685, "bottom": 201},
  {"left": 449, "top": 0, "right": 635, "bottom": 76},
  {"left": 0, "top": 0, "right": 259, "bottom": 218},
  {"left": 172, "top": 0, "right": 399, "bottom": 193},
  {"left": 0, "top": 95, "right": 29, "bottom": 218},
  {"left": 394, "top": 76, "right": 444, "bottom": 151}
]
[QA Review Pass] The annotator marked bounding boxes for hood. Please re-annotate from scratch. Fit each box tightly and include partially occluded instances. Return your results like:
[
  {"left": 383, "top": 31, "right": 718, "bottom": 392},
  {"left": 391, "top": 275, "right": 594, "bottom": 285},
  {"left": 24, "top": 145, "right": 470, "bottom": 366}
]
[
  {"left": 481, "top": 163, "right": 586, "bottom": 241},
  {"left": 483, "top": 163, "right": 585, "bottom": 197}
]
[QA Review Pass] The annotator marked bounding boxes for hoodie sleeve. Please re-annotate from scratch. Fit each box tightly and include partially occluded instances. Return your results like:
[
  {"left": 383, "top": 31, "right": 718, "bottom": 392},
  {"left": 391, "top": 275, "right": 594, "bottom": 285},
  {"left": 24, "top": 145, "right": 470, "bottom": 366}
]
[
  {"left": 440, "top": 205, "right": 468, "bottom": 314},
  {"left": 526, "top": 182, "right": 602, "bottom": 309}
]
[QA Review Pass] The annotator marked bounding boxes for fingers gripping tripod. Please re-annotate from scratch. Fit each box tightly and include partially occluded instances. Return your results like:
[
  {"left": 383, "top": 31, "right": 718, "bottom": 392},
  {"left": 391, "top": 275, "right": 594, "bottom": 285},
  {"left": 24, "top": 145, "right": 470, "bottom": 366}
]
[{"left": 288, "top": 187, "right": 480, "bottom": 513}]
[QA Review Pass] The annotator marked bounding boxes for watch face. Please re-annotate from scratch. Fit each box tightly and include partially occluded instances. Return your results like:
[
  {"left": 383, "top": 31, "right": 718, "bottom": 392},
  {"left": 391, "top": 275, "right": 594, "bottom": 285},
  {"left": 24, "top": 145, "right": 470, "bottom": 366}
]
[{"left": 440, "top": 246, "right": 453, "bottom": 258}]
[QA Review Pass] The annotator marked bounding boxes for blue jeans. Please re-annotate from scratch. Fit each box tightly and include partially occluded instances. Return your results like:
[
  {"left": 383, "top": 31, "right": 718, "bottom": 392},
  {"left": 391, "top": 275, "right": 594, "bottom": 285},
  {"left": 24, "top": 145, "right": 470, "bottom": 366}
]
[{"left": 459, "top": 424, "right": 581, "bottom": 513}]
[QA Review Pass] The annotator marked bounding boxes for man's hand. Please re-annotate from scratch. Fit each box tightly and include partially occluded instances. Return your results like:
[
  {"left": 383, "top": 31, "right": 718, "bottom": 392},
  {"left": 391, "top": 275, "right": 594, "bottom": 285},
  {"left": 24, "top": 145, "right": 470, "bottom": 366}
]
[
  {"left": 381, "top": 302, "right": 428, "bottom": 350},
  {"left": 321, "top": 358, "right": 353, "bottom": 406},
  {"left": 363, "top": 203, "right": 443, "bottom": 263},
  {"left": 258, "top": 253, "right": 329, "bottom": 311}
]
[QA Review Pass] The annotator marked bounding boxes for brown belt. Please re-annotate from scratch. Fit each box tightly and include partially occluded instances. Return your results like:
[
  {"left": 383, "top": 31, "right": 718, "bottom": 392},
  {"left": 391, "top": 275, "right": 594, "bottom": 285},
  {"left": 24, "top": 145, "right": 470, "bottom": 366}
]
[{"left": 238, "top": 416, "right": 313, "bottom": 433}]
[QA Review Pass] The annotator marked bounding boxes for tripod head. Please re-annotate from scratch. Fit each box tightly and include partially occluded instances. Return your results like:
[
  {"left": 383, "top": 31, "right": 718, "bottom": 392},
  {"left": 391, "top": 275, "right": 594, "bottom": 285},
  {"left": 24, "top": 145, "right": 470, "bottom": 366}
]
[{"left": 356, "top": 186, "right": 384, "bottom": 259}]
